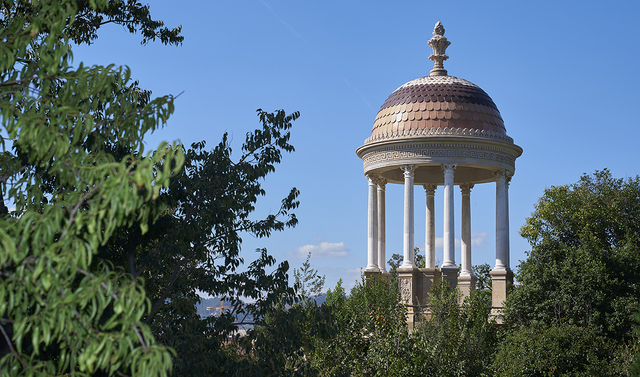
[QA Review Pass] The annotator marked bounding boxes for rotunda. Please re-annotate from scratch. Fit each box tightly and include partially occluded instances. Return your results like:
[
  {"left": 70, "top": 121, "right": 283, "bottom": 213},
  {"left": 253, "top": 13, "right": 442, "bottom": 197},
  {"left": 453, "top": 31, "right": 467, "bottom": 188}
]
[{"left": 356, "top": 22, "right": 522, "bottom": 320}]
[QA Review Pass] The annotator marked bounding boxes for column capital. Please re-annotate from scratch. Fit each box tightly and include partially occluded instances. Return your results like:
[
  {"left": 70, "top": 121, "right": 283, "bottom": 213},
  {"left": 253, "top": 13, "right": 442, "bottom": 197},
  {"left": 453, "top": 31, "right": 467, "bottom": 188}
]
[
  {"left": 400, "top": 164, "right": 415, "bottom": 176},
  {"left": 460, "top": 183, "right": 475, "bottom": 195},
  {"left": 377, "top": 177, "right": 388, "bottom": 190},
  {"left": 365, "top": 173, "right": 380, "bottom": 185},
  {"left": 493, "top": 169, "right": 513, "bottom": 181},
  {"left": 423, "top": 183, "right": 437, "bottom": 195},
  {"left": 441, "top": 163, "right": 457, "bottom": 173}
]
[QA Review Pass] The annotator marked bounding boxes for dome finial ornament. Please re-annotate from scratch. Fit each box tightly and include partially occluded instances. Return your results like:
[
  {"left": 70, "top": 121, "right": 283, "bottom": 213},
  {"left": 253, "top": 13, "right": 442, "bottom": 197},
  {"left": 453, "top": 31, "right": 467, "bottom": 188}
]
[{"left": 428, "top": 21, "right": 451, "bottom": 76}]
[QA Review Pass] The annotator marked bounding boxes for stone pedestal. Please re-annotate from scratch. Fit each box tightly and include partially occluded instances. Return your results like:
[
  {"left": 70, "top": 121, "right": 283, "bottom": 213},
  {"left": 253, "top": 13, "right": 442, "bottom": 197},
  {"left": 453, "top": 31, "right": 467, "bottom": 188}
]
[
  {"left": 364, "top": 270, "right": 390, "bottom": 285},
  {"left": 440, "top": 266, "right": 459, "bottom": 290},
  {"left": 397, "top": 267, "right": 419, "bottom": 329},
  {"left": 490, "top": 268, "right": 513, "bottom": 323},
  {"left": 457, "top": 274, "right": 477, "bottom": 299},
  {"left": 417, "top": 268, "right": 441, "bottom": 306},
  {"left": 397, "top": 268, "right": 419, "bottom": 304}
]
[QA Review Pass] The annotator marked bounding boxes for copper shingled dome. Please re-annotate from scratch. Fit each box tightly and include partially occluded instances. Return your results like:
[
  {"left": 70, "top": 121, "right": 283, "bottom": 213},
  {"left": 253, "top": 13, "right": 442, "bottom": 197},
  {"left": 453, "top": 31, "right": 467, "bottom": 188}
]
[{"left": 371, "top": 75, "right": 506, "bottom": 139}]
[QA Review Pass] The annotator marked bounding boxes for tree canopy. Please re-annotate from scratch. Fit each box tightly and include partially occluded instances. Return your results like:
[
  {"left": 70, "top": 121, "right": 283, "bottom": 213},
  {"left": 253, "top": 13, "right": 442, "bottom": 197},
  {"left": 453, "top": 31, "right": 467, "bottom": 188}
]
[
  {"left": 505, "top": 169, "right": 640, "bottom": 341},
  {"left": 1, "top": 0, "right": 183, "bottom": 375},
  {"left": 2, "top": 0, "right": 306, "bottom": 375}
]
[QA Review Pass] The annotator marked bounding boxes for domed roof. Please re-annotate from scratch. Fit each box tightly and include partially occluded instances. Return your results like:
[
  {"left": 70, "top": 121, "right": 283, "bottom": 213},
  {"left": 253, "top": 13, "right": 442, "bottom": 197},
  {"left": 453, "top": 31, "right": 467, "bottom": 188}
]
[
  {"left": 357, "top": 21, "right": 522, "bottom": 184},
  {"left": 371, "top": 75, "right": 506, "bottom": 139}
]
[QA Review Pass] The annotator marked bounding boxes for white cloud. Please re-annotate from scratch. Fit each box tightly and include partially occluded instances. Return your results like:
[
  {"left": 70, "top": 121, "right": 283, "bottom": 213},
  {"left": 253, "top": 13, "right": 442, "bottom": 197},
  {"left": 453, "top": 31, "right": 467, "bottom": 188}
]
[
  {"left": 471, "top": 231, "right": 488, "bottom": 247},
  {"left": 288, "top": 239, "right": 350, "bottom": 259}
]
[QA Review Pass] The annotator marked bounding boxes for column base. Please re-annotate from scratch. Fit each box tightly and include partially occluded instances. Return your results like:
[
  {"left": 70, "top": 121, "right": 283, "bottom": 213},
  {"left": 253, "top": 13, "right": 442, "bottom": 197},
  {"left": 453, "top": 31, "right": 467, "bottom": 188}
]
[
  {"left": 457, "top": 273, "right": 477, "bottom": 299},
  {"left": 490, "top": 267, "right": 513, "bottom": 312}
]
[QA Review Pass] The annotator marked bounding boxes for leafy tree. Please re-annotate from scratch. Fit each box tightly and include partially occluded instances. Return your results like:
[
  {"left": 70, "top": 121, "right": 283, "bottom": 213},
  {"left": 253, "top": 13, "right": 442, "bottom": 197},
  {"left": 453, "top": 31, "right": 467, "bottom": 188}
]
[
  {"left": 491, "top": 323, "right": 619, "bottom": 376},
  {"left": 95, "top": 109, "right": 302, "bottom": 376},
  {"left": 2, "top": 0, "right": 310, "bottom": 375},
  {"left": 309, "top": 278, "right": 497, "bottom": 376},
  {"left": 471, "top": 263, "right": 491, "bottom": 291},
  {"left": 409, "top": 282, "right": 497, "bottom": 376},
  {"left": 1, "top": 0, "right": 183, "bottom": 48},
  {"left": 202, "top": 255, "right": 333, "bottom": 376},
  {"left": 294, "top": 252, "right": 326, "bottom": 302},
  {"left": 505, "top": 169, "right": 640, "bottom": 341},
  {"left": 632, "top": 311, "right": 640, "bottom": 376},
  {"left": 238, "top": 294, "right": 335, "bottom": 376},
  {"left": 0, "top": 0, "right": 183, "bottom": 374},
  {"left": 310, "top": 277, "right": 409, "bottom": 376}
]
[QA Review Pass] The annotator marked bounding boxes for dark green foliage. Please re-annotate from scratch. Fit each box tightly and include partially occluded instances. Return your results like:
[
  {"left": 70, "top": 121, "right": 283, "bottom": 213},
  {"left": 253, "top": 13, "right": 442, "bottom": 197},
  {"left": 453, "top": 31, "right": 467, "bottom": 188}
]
[
  {"left": 309, "top": 278, "right": 496, "bottom": 376},
  {"left": 410, "top": 282, "right": 497, "bottom": 376},
  {"left": 310, "top": 277, "right": 409, "bottom": 376},
  {"left": 505, "top": 169, "right": 640, "bottom": 341},
  {"left": 237, "top": 300, "right": 334, "bottom": 376},
  {"left": 491, "top": 324, "right": 619, "bottom": 376},
  {"left": 98, "top": 109, "right": 302, "bottom": 375},
  {"left": 632, "top": 311, "right": 640, "bottom": 376},
  {"left": 0, "top": 0, "right": 183, "bottom": 48},
  {"left": 472, "top": 263, "right": 491, "bottom": 291}
]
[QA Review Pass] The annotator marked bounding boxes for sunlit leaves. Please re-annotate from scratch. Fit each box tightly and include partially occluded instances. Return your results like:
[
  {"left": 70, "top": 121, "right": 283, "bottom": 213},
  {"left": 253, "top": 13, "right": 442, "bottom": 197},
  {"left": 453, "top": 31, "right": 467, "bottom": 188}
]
[{"left": 0, "top": 0, "right": 182, "bottom": 375}]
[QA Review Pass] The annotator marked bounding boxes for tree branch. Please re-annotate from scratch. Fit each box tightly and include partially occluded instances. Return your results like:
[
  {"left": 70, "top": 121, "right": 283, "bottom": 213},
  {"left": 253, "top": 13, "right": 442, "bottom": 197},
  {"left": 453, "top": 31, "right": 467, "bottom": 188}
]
[
  {"left": 0, "top": 322, "right": 27, "bottom": 369},
  {"left": 133, "top": 326, "right": 148, "bottom": 350},
  {"left": 144, "top": 249, "right": 196, "bottom": 324},
  {"left": 59, "top": 183, "right": 102, "bottom": 239}
]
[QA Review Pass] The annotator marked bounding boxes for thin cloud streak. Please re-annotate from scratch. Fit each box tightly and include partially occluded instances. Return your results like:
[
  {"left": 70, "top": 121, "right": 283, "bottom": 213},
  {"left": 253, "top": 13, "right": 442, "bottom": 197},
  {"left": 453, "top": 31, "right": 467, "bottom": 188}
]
[
  {"left": 343, "top": 78, "right": 375, "bottom": 111},
  {"left": 259, "top": 0, "right": 304, "bottom": 41}
]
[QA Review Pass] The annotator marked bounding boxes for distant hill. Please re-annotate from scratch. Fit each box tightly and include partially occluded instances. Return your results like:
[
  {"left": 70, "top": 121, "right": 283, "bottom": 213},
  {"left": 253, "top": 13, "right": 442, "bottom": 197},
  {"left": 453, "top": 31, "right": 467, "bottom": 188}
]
[
  {"left": 314, "top": 293, "right": 327, "bottom": 306},
  {"left": 195, "top": 293, "right": 328, "bottom": 318}
]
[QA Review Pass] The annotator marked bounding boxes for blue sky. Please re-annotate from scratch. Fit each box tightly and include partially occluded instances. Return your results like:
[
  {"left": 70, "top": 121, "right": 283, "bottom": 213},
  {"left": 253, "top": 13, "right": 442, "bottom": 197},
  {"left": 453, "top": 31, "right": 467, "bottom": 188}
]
[{"left": 72, "top": 0, "right": 640, "bottom": 292}]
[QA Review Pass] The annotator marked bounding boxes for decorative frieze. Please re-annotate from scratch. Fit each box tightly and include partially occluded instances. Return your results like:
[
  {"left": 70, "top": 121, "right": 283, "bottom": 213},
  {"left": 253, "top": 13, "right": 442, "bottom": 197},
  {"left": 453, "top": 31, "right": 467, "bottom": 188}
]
[{"left": 362, "top": 146, "right": 516, "bottom": 169}]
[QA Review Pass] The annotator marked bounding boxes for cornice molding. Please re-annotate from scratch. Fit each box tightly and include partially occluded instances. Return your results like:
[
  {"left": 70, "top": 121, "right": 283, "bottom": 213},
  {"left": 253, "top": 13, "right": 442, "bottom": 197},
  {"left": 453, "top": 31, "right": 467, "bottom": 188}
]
[{"left": 364, "top": 127, "right": 514, "bottom": 145}]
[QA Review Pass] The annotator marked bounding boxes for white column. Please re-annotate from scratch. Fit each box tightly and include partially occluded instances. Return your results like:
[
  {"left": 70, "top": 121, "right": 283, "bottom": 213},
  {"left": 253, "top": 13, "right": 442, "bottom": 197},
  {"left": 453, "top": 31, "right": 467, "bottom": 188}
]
[
  {"left": 423, "top": 184, "right": 437, "bottom": 268},
  {"left": 494, "top": 170, "right": 510, "bottom": 271},
  {"left": 400, "top": 165, "right": 416, "bottom": 268},
  {"left": 366, "top": 174, "right": 379, "bottom": 271},
  {"left": 460, "top": 183, "right": 474, "bottom": 276},
  {"left": 377, "top": 178, "right": 387, "bottom": 272},
  {"left": 442, "top": 164, "right": 457, "bottom": 267},
  {"left": 506, "top": 176, "right": 511, "bottom": 268}
]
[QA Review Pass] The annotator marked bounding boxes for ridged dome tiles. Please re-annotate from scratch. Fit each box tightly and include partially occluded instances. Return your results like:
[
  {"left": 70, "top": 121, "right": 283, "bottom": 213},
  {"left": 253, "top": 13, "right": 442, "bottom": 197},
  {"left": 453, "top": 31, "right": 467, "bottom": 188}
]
[{"left": 369, "top": 76, "right": 506, "bottom": 142}]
